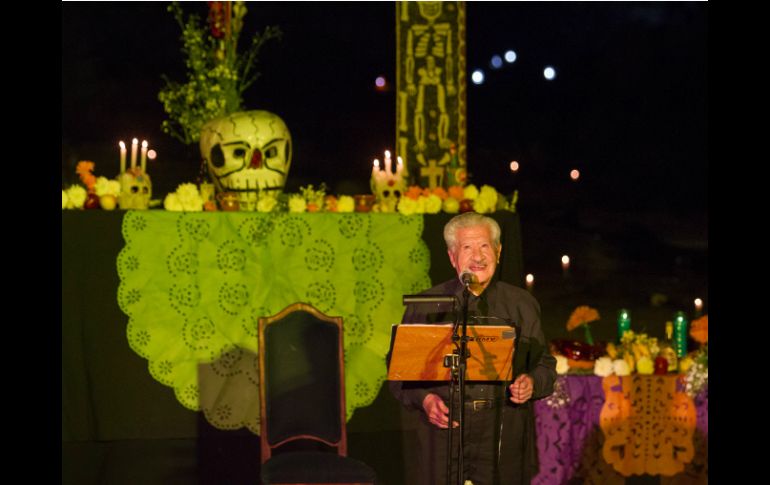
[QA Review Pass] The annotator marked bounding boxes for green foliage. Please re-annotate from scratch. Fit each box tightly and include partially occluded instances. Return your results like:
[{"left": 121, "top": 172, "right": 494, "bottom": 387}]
[{"left": 158, "top": 2, "right": 281, "bottom": 145}]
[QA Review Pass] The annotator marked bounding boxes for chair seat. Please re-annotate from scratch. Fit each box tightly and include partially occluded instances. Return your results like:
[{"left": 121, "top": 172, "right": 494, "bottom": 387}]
[{"left": 261, "top": 451, "right": 376, "bottom": 484}]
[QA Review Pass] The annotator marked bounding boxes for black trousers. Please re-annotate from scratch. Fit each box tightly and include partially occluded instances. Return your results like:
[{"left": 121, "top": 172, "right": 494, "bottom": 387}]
[{"left": 414, "top": 399, "right": 531, "bottom": 485}]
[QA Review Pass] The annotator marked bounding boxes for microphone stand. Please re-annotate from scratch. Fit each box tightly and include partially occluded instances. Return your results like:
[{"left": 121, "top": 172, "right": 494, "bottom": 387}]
[{"left": 447, "top": 280, "right": 471, "bottom": 485}]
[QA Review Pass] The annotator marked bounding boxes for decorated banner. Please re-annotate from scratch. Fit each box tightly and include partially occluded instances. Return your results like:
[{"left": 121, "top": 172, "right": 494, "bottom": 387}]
[
  {"left": 396, "top": 1, "right": 467, "bottom": 189},
  {"left": 117, "top": 211, "right": 431, "bottom": 434}
]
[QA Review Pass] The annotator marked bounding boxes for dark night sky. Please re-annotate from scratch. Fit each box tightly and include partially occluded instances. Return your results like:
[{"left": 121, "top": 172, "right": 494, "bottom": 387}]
[{"left": 61, "top": 1, "right": 708, "bottom": 213}]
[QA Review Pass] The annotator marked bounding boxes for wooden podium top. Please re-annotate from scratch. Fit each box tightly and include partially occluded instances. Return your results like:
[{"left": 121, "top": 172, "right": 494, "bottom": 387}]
[{"left": 387, "top": 324, "right": 516, "bottom": 381}]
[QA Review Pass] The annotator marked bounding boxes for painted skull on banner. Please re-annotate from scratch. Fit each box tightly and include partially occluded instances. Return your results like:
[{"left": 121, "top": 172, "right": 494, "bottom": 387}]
[{"left": 199, "top": 110, "right": 292, "bottom": 210}]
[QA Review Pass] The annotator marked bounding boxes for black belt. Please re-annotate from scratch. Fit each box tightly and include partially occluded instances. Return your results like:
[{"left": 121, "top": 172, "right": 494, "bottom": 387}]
[{"left": 465, "top": 399, "right": 495, "bottom": 411}]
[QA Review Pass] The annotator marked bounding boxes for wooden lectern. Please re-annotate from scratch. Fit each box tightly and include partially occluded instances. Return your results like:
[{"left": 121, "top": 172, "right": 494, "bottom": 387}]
[{"left": 387, "top": 324, "right": 516, "bottom": 382}]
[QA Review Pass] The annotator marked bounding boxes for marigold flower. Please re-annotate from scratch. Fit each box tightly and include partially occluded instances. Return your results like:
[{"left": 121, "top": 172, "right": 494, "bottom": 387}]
[
  {"left": 690, "top": 315, "right": 708, "bottom": 344},
  {"left": 566, "top": 305, "right": 600, "bottom": 331}
]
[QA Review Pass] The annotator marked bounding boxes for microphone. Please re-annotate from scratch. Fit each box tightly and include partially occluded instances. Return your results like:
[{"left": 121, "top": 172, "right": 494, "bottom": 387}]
[{"left": 460, "top": 270, "right": 475, "bottom": 287}]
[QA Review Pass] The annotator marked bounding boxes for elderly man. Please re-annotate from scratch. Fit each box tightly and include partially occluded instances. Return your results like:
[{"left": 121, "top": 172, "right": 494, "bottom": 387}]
[{"left": 389, "top": 212, "right": 556, "bottom": 485}]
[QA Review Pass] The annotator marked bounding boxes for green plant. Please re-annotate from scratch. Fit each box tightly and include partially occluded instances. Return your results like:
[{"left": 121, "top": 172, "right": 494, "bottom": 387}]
[{"left": 158, "top": 1, "right": 281, "bottom": 145}]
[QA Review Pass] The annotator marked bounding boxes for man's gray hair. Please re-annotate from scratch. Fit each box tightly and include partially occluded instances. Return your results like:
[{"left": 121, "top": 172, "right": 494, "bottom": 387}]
[{"left": 443, "top": 212, "right": 501, "bottom": 250}]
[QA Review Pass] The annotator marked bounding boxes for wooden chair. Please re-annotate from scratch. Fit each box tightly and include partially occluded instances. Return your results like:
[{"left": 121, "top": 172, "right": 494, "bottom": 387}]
[{"left": 258, "top": 302, "right": 377, "bottom": 485}]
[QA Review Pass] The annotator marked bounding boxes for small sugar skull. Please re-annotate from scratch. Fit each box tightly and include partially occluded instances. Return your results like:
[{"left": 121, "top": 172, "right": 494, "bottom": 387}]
[
  {"left": 118, "top": 171, "right": 152, "bottom": 210},
  {"left": 199, "top": 110, "right": 292, "bottom": 211},
  {"left": 371, "top": 175, "right": 406, "bottom": 213}
]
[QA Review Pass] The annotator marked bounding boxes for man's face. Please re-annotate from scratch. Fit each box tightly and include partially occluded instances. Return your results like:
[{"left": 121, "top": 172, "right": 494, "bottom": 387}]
[{"left": 447, "top": 224, "right": 501, "bottom": 290}]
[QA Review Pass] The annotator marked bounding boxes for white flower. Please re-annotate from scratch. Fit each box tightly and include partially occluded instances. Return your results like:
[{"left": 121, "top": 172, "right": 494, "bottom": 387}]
[
  {"left": 62, "top": 190, "right": 69, "bottom": 209},
  {"left": 424, "top": 194, "right": 443, "bottom": 214},
  {"left": 555, "top": 355, "right": 569, "bottom": 375},
  {"left": 463, "top": 184, "right": 479, "bottom": 200},
  {"left": 164, "top": 193, "right": 184, "bottom": 211},
  {"left": 613, "top": 359, "right": 631, "bottom": 376},
  {"left": 442, "top": 197, "right": 460, "bottom": 213},
  {"left": 257, "top": 195, "right": 278, "bottom": 212},
  {"left": 337, "top": 195, "right": 355, "bottom": 213},
  {"left": 593, "top": 356, "right": 614, "bottom": 377},
  {"left": 288, "top": 195, "right": 307, "bottom": 213},
  {"left": 66, "top": 185, "right": 87, "bottom": 209},
  {"left": 94, "top": 177, "right": 121, "bottom": 197}
]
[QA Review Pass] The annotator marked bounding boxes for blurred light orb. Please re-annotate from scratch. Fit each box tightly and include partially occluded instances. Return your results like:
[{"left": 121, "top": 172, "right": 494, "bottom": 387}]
[
  {"left": 147, "top": 150, "right": 157, "bottom": 160},
  {"left": 504, "top": 50, "right": 517, "bottom": 63},
  {"left": 375, "top": 76, "right": 386, "bottom": 87},
  {"left": 570, "top": 169, "right": 580, "bottom": 180},
  {"left": 490, "top": 55, "right": 503, "bottom": 69},
  {"left": 561, "top": 255, "right": 570, "bottom": 265},
  {"left": 525, "top": 273, "right": 534, "bottom": 284},
  {"left": 509, "top": 161, "right": 520, "bottom": 172},
  {"left": 544, "top": 66, "right": 557, "bottom": 80},
  {"left": 471, "top": 69, "right": 485, "bottom": 85}
]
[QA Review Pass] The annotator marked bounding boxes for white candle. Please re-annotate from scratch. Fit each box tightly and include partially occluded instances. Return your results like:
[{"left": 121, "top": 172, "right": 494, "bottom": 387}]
[
  {"left": 694, "top": 298, "right": 703, "bottom": 315},
  {"left": 130, "top": 138, "right": 138, "bottom": 169},
  {"left": 372, "top": 158, "right": 380, "bottom": 177},
  {"left": 396, "top": 156, "right": 404, "bottom": 176},
  {"left": 525, "top": 273, "right": 534, "bottom": 292},
  {"left": 119, "top": 141, "right": 126, "bottom": 174},
  {"left": 561, "top": 255, "right": 570, "bottom": 274},
  {"left": 140, "top": 140, "right": 148, "bottom": 173},
  {"left": 384, "top": 150, "right": 392, "bottom": 174}
]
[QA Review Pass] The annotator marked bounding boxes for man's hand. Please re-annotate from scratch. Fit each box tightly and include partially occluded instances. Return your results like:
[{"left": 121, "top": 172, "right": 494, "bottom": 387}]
[
  {"left": 508, "top": 374, "right": 534, "bottom": 404},
  {"left": 422, "top": 393, "right": 459, "bottom": 429}
]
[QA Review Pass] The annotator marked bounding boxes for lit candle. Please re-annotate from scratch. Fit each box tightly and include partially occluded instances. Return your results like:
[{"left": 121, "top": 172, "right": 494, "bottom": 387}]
[
  {"left": 119, "top": 141, "right": 126, "bottom": 174},
  {"left": 384, "top": 150, "right": 392, "bottom": 174},
  {"left": 525, "top": 273, "right": 534, "bottom": 292},
  {"left": 140, "top": 140, "right": 148, "bottom": 173},
  {"left": 372, "top": 158, "right": 380, "bottom": 177},
  {"left": 561, "top": 255, "right": 570, "bottom": 274},
  {"left": 130, "top": 138, "right": 138, "bottom": 170},
  {"left": 673, "top": 311, "right": 688, "bottom": 357},
  {"left": 694, "top": 298, "right": 703, "bottom": 316},
  {"left": 617, "top": 309, "right": 631, "bottom": 343},
  {"left": 396, "top": 156, "right": 404, "bottom": 177}
]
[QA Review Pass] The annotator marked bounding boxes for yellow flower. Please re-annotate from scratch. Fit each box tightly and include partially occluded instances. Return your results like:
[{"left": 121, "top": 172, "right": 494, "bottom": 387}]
[
  {"left": 478, "top": 185, "right": 499, "bottom": 209},
  {"left": 606, "top": 342, "right": 618, "bottom": 359},
  {"left": 423, "top": 194, "right": 443, "bottom": 214},
  {"left": 442, "top": 197, "right": 460, "bottom": 213},
  {"left": 288, "top": 195, "right": 307, "bottom": 213},
  {"left": 257, "top": 195, "right": 278, "bottom": 212},
  {"left": 66, "top": 185, "right": 87, "bottom": 209},
  {"left": 679, "top": 356, "right": 694, "bottom": 373},
  {"left": 337, "top": 195, "right": 355, "bottom": 213},
  {"left": 463, "top": 184, "right": 479, "bottom": 200},
  {"left": 164, "top": 193, "right": 184, "bottom": 211},
  {"left": 636, "top": 356, "right": 654, "bottom": 375},
  {"left": 397, "top": 197, "right": 418, "bottom": 216}
]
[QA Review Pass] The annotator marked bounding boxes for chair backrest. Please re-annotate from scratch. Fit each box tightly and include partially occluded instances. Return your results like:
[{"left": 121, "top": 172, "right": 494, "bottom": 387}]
[{"left": 258, "top": 302, "right": 348, "bottom": 463}]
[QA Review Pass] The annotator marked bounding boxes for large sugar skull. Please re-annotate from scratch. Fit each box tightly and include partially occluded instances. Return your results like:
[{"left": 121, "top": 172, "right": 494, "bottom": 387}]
[
  {"left": 118, "top": 170, "right": 152, "bottom": 210},
  {"left": 199, "top": 110, "right": 292, "bottom": 211}
]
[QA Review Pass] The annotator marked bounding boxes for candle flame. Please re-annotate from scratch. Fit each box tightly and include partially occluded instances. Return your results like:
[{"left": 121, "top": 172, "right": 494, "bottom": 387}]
[
  {"left": 132, "top": 138, "right": 138, "bottom": 144},
  {"left": 142, "top": 140, "right": 148, "bottom": 148},
  {"left": 397, "top": 156, "right": 403, "bottom": 166},
  {"left": 384, "top": 150, "right": 391, "bottom": 158},
  {"left": 373, "top": 159, "right": 380, "bottom": 168},
  {"left": 119, "top": 141, "right": 126, "bottom": 149}
]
